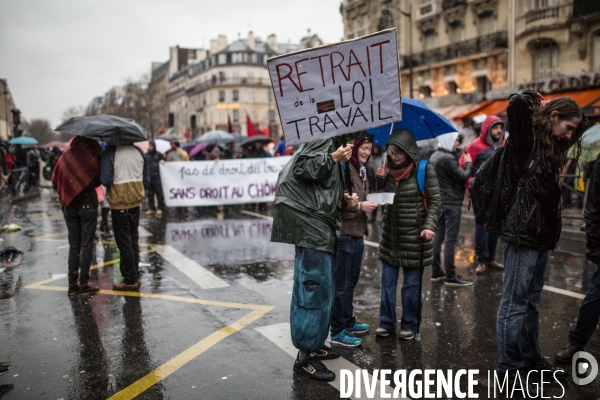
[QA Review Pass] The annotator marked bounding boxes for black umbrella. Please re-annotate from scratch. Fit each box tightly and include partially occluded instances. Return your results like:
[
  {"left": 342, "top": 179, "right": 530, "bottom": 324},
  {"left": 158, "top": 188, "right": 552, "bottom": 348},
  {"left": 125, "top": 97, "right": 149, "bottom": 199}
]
[
  {"left": 240, "top": 136, "right": 272, "bottom": 148},
  {"left": 55, "top": 115, "right": 147, "bottom": 146}
]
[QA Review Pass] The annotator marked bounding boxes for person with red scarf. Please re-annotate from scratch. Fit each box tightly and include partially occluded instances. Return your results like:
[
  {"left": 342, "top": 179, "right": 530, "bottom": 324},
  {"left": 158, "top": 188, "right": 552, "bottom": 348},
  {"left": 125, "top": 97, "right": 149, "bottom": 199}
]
[
  {"left": 52, "top": 136, "right": 101, "bottom": 296},
  {"left": 330, "top": 132, "right": 378, "bottom": 347}
]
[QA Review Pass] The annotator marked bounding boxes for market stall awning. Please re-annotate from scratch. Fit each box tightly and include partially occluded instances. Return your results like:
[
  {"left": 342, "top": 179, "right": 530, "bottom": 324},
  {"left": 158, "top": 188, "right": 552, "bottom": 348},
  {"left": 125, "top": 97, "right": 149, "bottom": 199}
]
[{"left": 454, "top": 88, "right": 600, "bottom": 121}]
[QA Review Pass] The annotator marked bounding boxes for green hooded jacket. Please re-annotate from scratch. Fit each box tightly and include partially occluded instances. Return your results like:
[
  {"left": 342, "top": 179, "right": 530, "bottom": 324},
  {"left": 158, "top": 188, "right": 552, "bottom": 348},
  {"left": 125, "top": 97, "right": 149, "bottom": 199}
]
[
  {"left": 271, "top": 134, "right": 357, "bottom": 254},
  {"left": 377, "top": 129, "right": 441, "bottom": 268}
]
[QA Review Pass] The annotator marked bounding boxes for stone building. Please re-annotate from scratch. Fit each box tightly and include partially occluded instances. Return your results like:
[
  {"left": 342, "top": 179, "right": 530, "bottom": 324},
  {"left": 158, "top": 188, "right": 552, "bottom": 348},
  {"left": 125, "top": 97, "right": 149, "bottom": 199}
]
[
  {"left": 155, "top": 31, "right": 323, "bottom": 139},
  {"left": 0, "top": 79, "right": 17, "bottom": 140}
]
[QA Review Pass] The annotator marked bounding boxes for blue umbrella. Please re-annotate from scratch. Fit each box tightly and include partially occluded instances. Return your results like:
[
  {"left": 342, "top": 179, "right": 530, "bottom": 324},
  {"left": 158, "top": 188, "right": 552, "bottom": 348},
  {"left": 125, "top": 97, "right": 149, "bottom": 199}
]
[
  {"left": 9, "top": 136, "right": 38, "bottom": 145},
  {"left": 366, "top": 97, "right": 457, "bottom": 145}
]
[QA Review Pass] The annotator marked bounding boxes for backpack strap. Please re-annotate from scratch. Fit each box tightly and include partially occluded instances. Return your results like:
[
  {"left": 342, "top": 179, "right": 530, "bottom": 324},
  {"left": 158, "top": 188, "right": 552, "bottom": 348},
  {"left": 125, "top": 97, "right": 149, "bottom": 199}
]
[{"left": 417, "top": 159, "right": 428, "bottom": 195}]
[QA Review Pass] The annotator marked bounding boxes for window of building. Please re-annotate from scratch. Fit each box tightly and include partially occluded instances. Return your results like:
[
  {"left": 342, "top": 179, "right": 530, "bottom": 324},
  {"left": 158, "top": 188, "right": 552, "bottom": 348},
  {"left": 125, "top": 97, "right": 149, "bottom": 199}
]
[
  {"left": 168, "top": 113, "right": 174, "bottom": 127},
  {"left": 233, "top": 90, "right": 239, "bottom": 101},
  {"left": 449, "top": 24, "right": 462, "bottom": 44},
  {"left": 247, "top": 71, "right": 254, "bottom": 83},
  {"left": 219, "top": 90, "right": 225, "bottom": 102},
  {"left": 594, "top": 32, "right": 600, "bottom": 71},
  {"left": 269, "top": 110, "right": 276, "bottom": 123},
  {"left": 423, "top": 31, "right": 436, "bottom": 51},
  {"left": 448, "top": 81, "right": 458, "bottom": 94},
  {"left": 219, "top": 71, "right": 226, "bottom": 82},
  {"left": 233, "top": 109, "right": 240, "bottom": 123},
  {"left": 532, "top": 41, "right": 560, "bottom": 79},
  {"left": 219, "top": 110, "right": 226, "bottom": 124},
  {"left": 218, "top": 54, "right": 227, "bottom": 64},
  {"left": 248, "top": 90, "right": 255, "bottom": 101},
  {"left": 477, "top": 76, "right": 490, "bottom": 95},
  {"left": 531, "top": 0, "right": 557, "bottom": 8},
  {"left": 190, "top": 115, "right": 196, "bottom": 130},
  {"left": 478, "top": 13, "right": 495, "bottom": 36}
]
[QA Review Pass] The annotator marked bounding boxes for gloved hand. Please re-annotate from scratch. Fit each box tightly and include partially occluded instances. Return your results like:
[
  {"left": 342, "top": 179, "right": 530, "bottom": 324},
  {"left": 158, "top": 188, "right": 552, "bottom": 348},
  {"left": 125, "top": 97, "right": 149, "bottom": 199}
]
[{"left": 586, "top": 248, "right": 600, "bottom": 265}]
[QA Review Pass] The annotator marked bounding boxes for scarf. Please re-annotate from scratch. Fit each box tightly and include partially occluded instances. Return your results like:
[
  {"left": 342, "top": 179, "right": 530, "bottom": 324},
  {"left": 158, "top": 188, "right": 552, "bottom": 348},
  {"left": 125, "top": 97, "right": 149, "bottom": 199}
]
[
  {"left": 388, "top": 161, "right": 415, "bottom": 182},
  {"left": 52, "top": 136, "right": 100, "bottom": 207},
  {"left": 349, "top": 131, "right": 373, "bottom": 190}
]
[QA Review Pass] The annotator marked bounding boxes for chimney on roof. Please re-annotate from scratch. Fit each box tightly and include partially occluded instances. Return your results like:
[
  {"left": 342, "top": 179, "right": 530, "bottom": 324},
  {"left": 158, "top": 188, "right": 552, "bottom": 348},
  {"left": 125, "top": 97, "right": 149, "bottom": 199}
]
[
  {"left": 248, "top": 31, "right": 255, "bottom": 50},
  {"left": 210, "top": 34, "right": 228, "bottom": 53},
  {"left": 267, "top": 34, "right": 277, "bottom": 52}
]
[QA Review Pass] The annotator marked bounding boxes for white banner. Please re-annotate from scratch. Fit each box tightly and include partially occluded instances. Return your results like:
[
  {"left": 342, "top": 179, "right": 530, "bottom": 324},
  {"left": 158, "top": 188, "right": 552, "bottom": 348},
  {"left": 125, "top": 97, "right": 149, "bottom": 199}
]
[
  {"left": 159, "top": 157, "right": 291, "bottom": 207},
  {"left": 268, "top": 29, "right": 402, "bottom": 145}
]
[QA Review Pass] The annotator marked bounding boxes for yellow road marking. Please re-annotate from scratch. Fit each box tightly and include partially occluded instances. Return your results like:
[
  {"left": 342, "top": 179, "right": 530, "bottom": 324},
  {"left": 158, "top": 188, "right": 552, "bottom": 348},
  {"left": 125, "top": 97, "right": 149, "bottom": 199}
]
[{"left": 25, "top": 253, "right": 275, "bottom": 399}]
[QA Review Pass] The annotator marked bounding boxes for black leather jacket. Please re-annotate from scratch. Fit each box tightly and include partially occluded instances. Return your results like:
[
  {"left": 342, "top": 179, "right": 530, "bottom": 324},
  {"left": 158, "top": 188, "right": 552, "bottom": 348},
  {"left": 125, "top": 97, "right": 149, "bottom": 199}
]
[
  {"left": 429, "top": 148, "right": 472, "bottom": 207},
  {"left": 500, "top": 89, "right": 562, "bottom": 250},
  {"left": 585, "top": 155, "right": 600, "bottom": 253}
]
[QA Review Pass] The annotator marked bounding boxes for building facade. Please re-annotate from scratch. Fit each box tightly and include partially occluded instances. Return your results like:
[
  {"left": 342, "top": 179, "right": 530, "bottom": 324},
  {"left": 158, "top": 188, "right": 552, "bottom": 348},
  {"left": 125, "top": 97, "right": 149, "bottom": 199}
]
[
  {"left": 156, "top": 32, "right": 323, "bottom": 140},
  {"left": 0, "top": 79, "right": 17, "bottom": 140}
]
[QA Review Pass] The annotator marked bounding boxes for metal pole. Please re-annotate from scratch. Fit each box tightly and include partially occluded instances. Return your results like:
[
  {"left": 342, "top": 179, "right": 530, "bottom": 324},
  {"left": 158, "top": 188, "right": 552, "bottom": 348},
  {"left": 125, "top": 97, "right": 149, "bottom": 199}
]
[{"left": 408, "top": 2, "right": 413, "bottom": 99}]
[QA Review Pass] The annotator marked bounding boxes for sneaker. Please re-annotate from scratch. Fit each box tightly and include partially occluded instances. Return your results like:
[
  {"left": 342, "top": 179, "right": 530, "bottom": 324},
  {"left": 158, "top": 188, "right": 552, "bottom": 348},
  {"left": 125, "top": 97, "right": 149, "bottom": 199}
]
[
  {"left": 526, "top": 358, "right": 568, "bottom": 380},
  {"left": 112, "top": 281, "right": 139, "bottom": 291},
  {"left": 78, "top": 283, "right": 99, "bottom": 296},
  {"left": 330, "top": 329, "right": 362, "bottom": 347},
  {"left": 445, "top": 275, "right": 473, "bottom": 287},
  {"left": 555, "top": 342, "right": 584, "bottom": 363},
  {"left": 68, "top": 283, "right": 79, "bottom": 296},
  {"left": 145, "top": 209, "right": 155, "bottom": 216},
  {"left": 293, "top": 353, "right": 336, "bottom": 382},
  {"left": 315, "top": 345, "right": 340, "bottom": 360},
  {"left": 350, "top": 318, "right": 370, "bottom": 335},
  {"left": 156, "top": 209, "right": 163, "bottom": 216},
  {"left": 398, "top": 330, "right": 415, "bottom": 341},
  {"left": 0, "top": 362, "right": 11, "bottom": 376},
  {"left": 376, "top": 327, "right": 391, "bottom": 337},
  {"left": 488, "top": 260, "right": 504, "bottom": 270},
  {"left": 475, "top": 263, "right": 487, "bottom": 275},
  {"left": 431, "top": 270, "right": 446, "bottom": 282}
]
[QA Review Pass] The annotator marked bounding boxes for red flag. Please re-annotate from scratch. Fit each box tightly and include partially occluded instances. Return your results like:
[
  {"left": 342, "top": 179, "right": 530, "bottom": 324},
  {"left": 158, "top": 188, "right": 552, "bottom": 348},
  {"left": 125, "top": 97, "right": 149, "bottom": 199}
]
[
  {"left": 227, "top": 113, "right": 234, "bottom": 133},
  {"left": 246, "top": 114, "right": 257, "bottom": 137}
]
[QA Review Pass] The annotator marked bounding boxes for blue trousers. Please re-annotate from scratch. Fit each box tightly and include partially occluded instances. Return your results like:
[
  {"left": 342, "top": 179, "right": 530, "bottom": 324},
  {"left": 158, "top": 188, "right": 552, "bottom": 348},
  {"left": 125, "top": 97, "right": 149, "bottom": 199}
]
[
  {"left": 497, "top": 240, "right": 548, "bottom": 372},
  {"left": 475, "top": 224, "right": 499, "bottom": 264},
  {"left": 432, "top": 205, "right": 462, "bottom": 280},
  {"left": 568, "top": 261, "right": 600, "bottom": 347},
  {"left": 291, "top": 246, "right": 333, "bottom": 353},
  {"left": 379, "top": 262, "right": 422, "bottom": 333},
  {"left": 331, "top": 236, "right": 364, "bottom": 336}
]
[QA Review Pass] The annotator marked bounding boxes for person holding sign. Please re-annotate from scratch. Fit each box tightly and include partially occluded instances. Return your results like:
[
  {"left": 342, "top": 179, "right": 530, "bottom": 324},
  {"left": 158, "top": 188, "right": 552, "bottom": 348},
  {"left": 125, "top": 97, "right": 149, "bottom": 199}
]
[
  {"left": 330, "top": 132, "right": 377, "bottom": 347},
  {"left": 374, "top": 129, "right": 441, "bottom": 341},
  {"left": 271, "top": 133, "right": 359, "bottom": 382}
]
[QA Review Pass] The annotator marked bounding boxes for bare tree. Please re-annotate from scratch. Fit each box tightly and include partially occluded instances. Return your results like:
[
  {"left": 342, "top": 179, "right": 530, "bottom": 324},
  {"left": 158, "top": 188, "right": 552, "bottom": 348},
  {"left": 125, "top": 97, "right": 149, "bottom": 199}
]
[
  {"left": 22, "top": 118, "right": 57, "bottom": 144},
  {"left": 61, "top": 106, "right": 85, "bottom": 122}
]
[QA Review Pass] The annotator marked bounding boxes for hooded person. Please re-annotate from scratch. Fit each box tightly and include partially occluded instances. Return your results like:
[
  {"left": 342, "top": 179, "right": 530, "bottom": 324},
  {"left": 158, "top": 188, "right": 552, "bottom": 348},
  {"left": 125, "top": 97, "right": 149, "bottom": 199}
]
[
  {"left": 145, "top": 139, "right": 166, "bottom": 216},
  {"left": 374, "top": 129, "right": 442, "bottom": 340},
  {"left": 429, "top": 132, "right": 473, "bottom": 286},
  {"left": 460, "top": 115, "right": 507, "bottom": 274},
  {"left": 271, "top": 132, "right": 359, "bottom": 382},
  {"left": 52, "top": 136, "right": 102, "bottom": 296},
  {"left": 330, "top": 132, "right": 378, "bottom": 348}
]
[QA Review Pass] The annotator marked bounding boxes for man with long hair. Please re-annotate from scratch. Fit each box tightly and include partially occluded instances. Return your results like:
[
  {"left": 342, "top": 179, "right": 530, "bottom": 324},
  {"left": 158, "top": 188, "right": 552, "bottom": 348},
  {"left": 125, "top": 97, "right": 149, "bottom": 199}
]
[{"left": 496, "top": 89, "right": 586, "bottom": 379}]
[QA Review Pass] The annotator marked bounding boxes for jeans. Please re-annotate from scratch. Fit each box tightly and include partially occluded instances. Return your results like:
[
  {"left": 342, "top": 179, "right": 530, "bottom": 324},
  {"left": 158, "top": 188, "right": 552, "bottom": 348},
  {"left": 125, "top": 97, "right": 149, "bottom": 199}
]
[
  {"left": 432, "top": 205, "right": 462, "bottom": 280},
  {"left": 475, "top": 224, "right": 499, "bottom": 264},
  {"left": 147, "top": 175, "right": 165, "bottom": 211},
  {"left": 379, "top": 262, "right": 423, "bottom": 333},
  {"left": 497, "top": 240, "right": 549, "bottom": 372},
  {"left": 291, "top": 246, "right": 334, "bottom": 353},
  {"left": 568, "top": 261, "right": 600, "bottom": 347},
  {"left": 64, "top": 207, "right": 98, "bottom": 285},
  {"left": 111, "top": 207, "right": 140, "bottom": 285},
  {"left": 331, "top": 236, "right": 364, "bottom": 336}
]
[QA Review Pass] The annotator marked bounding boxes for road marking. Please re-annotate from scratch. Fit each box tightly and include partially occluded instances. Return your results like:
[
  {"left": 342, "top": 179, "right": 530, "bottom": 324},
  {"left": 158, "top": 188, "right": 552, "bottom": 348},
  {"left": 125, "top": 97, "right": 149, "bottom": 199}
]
[
  {"left": 25, "top": 257, "right": 274, "bottom": 400},
  {"left": 543, "top": 285, "right": 585, "bottom": 300},
  {"left": 255, "top": 323, "right": 402, "bottom": 400},
  {"left": 151, "top": 244, "right": 229, "bottom": 289}
]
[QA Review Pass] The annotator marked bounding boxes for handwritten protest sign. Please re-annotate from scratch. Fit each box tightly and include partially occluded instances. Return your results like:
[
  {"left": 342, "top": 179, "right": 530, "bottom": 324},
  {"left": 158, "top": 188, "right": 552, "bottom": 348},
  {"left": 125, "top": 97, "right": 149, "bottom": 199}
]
[
  {"left": 268, "top": 29, "right": 401, "bottom": 145},
  {"left": 159, "top": 157, "right": 291, "bottom": 207}
]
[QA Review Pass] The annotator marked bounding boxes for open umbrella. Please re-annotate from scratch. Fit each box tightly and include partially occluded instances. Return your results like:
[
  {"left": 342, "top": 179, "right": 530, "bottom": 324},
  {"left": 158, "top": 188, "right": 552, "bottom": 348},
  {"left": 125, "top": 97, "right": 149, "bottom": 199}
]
[
  {"left": 195, "top": 130, "right": 234, "bottom": 145},
  {"left": 189, "top": 142, "right": 209, "bottom": 158},
  {"left": 240, "top": 135, "right": 272, "bottom": 148},
  {"left": 43, "top": 141, "right": 68, "bottom": 149},
  {"left": 154, "top": 139, "right": 171, "bottom": 154},
  {"left": 156, "top": 133, "right": 181, "bottom": 142},
  {"left": 55, "top": 115, "right": 147, "bottom": 146},
  {"left": 231, "top": 133, "right": 246, "bottom": 143},
  {"left": 367, "top": 97, "right": 457, "bottom": 144},
  {"left": 9, "top": 136, "right": 38, "bottom": 146}
]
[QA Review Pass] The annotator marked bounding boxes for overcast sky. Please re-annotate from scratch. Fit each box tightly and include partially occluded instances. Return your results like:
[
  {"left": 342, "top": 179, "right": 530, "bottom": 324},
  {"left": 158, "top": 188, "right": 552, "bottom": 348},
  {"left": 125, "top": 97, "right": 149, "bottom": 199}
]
[{"left": 0, "top": 0, "right": 344, "bottom": 127}]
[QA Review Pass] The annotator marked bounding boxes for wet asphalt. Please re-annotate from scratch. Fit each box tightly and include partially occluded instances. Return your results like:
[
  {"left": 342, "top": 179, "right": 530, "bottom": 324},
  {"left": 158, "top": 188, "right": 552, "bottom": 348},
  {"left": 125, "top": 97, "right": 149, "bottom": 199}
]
[{"left": 0, "top": 190, "right": 598, "bottom": 399}]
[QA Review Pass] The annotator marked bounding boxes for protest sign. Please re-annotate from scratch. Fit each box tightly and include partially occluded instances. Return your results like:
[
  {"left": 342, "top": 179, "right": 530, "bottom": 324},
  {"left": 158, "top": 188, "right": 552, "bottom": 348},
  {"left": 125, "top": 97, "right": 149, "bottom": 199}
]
[
  {"left": 159, "top": 157, "right": 291, "bottom": 207},
  {"left": 367, "top": 192, "right": 395, "bottom": 205},
  {"left": 268, "top": 29, "right": 402, "bottom": 145}
]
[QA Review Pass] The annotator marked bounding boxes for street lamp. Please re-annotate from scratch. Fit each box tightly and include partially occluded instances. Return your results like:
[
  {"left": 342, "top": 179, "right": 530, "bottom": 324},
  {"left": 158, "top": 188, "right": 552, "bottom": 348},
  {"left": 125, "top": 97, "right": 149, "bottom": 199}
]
[{"left": 379, "top": 2, "right": 413, "bottom": 98}]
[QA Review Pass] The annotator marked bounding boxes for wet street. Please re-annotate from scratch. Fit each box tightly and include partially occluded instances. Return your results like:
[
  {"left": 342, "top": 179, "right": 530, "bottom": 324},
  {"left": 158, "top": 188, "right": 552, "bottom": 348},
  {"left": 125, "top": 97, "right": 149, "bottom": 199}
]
[{"left": 0, "top": 191, "right": 599, "bottom": 399}]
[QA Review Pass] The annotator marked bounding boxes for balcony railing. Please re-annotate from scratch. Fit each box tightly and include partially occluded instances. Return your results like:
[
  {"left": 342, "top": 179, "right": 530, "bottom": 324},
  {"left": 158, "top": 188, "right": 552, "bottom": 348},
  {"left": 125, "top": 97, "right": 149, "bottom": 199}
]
[
  {"left": 524, "top": 5, "right": 559, "bottom": 24},
  {"left": 403, "top": 31, "right": 508, "bottom": 68},
  {"left": 185, "top": 77, "right": 272, "bottom": 95}
]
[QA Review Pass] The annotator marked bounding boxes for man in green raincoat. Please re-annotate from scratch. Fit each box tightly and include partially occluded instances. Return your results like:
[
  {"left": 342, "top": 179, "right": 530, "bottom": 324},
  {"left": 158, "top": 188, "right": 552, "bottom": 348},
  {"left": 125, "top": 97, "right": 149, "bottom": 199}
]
[{"left": 271, "top": 134, "right": 357, "bottom": 382}]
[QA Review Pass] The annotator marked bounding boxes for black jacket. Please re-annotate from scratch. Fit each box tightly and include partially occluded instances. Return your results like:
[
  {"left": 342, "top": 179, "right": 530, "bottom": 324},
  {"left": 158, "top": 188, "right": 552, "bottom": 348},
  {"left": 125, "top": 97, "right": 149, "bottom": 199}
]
[
  {"left": 146, "top": 150, "right": 163, "bottom": 178},
  {"left": 500, "top": 89, "right": 562, "bottom": 249},
  {"left": 429, "top": 148, "right": 472, "bottom": 206},
  {"left": 585, "top": 155, "right": 600, "bottom": 252}
]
